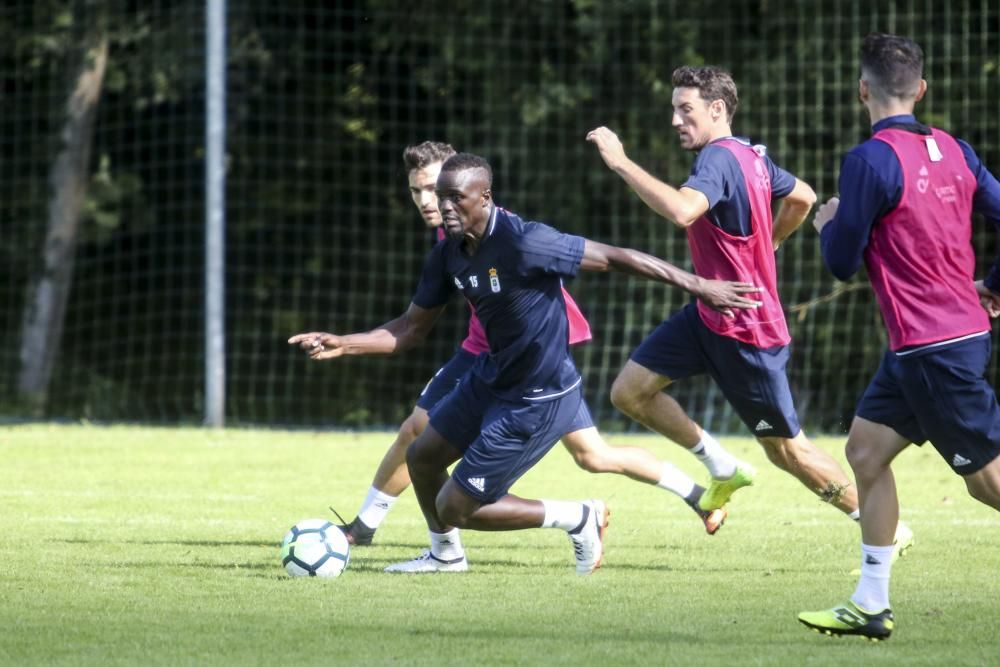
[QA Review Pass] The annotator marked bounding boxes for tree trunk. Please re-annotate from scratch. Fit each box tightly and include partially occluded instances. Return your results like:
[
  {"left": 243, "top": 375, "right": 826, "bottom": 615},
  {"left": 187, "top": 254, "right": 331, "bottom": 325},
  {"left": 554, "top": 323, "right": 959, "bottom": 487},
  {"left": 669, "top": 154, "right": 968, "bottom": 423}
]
[{"left": 17, "top": 11, "right": 108, "bottom": 415}]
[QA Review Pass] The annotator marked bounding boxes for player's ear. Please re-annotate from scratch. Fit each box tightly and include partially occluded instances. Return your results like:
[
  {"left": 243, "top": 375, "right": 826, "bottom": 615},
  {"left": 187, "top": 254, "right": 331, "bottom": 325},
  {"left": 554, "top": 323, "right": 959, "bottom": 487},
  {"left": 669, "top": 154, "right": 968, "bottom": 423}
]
[
  {"left": 857, "top": 79, "right": 869, "bottom": 104},
  {"left": 481, "top": 188, "right": 492, "bottom": 206},
  {"left": 710, "top": 99, "right": 725, "bottom": 122},
  {"left": 913, "top": 79, "right": 927, "bottom": 102}
]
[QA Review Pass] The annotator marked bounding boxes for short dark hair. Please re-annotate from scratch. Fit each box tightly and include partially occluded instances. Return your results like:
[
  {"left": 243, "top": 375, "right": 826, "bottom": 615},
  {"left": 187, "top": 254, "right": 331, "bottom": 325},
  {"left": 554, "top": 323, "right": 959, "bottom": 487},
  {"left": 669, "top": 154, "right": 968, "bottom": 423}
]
[
  {"left": 671, "top": 65, "right": 739, "bottom": 121},
  {"left": 440, "top": 152, "right": 493, "bottom": 186},
  {"left": 860, "top": 33, "right": 924, "bottom": 100},
  {"left": 402, "top": 141, "right": 456, "bottom": 171}
]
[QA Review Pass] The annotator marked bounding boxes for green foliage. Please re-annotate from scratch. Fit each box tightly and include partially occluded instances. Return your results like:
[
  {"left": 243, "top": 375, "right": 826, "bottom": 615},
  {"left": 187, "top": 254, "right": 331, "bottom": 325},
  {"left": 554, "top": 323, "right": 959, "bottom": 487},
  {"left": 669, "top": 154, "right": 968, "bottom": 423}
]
[
  {"left": 2, "top": 425, "right": 1000, "bottom": 665},
  {"left": 2, "top": 2, "right": 999, "bottom": 426}
]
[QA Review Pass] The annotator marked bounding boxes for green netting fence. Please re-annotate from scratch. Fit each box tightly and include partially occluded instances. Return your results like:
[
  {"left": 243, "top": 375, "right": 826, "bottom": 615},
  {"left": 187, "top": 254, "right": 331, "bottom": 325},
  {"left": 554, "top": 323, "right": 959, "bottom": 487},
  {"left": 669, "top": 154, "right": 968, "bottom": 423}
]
[{"left": 2, "top": 0, "right": 998, "bottom": 432}]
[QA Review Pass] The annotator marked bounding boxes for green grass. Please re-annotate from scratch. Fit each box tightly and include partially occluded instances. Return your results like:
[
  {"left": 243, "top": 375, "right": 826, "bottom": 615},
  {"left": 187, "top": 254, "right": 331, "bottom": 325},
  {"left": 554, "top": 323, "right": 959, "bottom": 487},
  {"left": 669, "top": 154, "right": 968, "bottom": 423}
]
[{"left": 1, "top": 424, "right": 998, "bottom": 666}]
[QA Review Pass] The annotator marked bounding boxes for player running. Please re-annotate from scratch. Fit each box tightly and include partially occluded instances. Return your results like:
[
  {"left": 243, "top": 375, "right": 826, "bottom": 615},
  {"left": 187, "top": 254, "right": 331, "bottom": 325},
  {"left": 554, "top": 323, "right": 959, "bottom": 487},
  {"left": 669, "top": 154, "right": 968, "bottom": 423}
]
[
  {"left": 291, "top": 153, "right": 763, "bottom": 574},
  {"left": 334, "top": 141, "right": 727, "bottom": 549},
  {"left": 587, "top": 65, "right": 913, "bottom": 550},
  {"left": 799, "top": 33, "right": 1000, "bottom": 641}
]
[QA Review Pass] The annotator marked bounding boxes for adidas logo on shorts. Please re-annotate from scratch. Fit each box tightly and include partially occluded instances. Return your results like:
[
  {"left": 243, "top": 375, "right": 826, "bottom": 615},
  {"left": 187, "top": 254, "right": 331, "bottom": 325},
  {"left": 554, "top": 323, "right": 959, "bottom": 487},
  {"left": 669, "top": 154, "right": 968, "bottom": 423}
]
[
  {"left": 754, "top": 419, "right": 773, "bottom": 432},
  {"left": 468, "top": 476, "right": 485, "bottom": 492},
  {"left": 952, "top": 453, "right": 972, "bottom": 467}
]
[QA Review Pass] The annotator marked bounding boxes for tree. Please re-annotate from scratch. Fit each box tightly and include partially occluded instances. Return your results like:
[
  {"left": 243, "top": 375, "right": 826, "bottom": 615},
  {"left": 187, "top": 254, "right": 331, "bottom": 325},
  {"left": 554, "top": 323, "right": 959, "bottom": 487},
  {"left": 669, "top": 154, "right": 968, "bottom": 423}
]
[{"left": 17, "top": 1, "right": 107, "bottom": 414}]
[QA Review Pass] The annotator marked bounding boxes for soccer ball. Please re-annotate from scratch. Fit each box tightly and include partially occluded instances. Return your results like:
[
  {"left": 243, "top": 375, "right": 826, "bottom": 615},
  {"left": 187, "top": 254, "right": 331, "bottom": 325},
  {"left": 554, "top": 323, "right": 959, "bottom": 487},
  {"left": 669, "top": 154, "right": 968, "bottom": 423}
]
[{"left": 280, "top": 519, "right": 350, "bottom": 578}]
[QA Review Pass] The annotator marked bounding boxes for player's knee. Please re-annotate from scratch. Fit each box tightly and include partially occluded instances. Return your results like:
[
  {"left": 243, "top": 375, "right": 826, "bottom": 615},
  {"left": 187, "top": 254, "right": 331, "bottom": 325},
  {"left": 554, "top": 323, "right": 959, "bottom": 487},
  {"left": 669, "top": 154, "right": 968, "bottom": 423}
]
[
  {"left": 436, "top": 502, "right": 464, "bottom": 527},
  {"left": 399, "top": 410, "right": 428, "bottom": 445},
  {"left": 405, "top": 439, "right": 432, "bottom": 475},
  {"left": 610, "top": 377, "right": 642, "bottom": 415},
  {"left": 845, "top": 438, "right": 880, "bottom": 479},
  {"left": 571, "top": 447, "right": 607, "bottom": 473},
  {"left": 435, "top": 495, "right": 471, "bottom": 527}
]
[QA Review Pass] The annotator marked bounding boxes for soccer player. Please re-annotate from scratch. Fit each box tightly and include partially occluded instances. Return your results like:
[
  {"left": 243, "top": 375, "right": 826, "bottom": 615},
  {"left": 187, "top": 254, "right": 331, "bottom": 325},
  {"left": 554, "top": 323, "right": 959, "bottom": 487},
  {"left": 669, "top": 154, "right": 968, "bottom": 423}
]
[
  {"left": 586, "top": 66, "right": 914, "bottom": 543},
  {"left": 798, "top": 33, "right": 1000, "bottom": 641},
  {"left": 336, "top": 141, "right": 729, "bottom": 548},
  {"left": 291, "top": 153, "right": 764, "bottom": 574}
]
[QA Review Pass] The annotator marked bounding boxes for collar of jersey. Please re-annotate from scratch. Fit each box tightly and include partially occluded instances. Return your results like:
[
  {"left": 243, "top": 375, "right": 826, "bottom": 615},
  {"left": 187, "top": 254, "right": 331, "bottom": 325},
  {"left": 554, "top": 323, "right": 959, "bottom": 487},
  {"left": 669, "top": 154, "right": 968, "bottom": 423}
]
[
  {"left": 485, "top": 204, "right": 498, "bottom": 238},
  {"left": 708, "top": 135, "right": 751, "bottom": 147},
  {"left": 457, "top": 205, "right": 498, "bottom": 256},
  {"left": 872, "top": 114, "right": 917, "bottom": 133}
]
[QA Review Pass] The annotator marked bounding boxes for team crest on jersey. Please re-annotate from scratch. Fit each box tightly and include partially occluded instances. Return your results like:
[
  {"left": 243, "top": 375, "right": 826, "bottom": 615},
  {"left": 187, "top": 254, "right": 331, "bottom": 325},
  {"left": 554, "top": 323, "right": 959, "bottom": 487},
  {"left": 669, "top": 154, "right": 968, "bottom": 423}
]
[{"left": 489, "top": 267, "right": 501, "bottom": 293}]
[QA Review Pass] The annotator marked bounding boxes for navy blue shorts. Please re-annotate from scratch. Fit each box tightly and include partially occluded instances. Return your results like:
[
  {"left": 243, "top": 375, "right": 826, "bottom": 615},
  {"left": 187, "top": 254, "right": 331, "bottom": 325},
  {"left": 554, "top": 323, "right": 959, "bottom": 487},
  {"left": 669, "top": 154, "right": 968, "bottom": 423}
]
[
  {"left": 857, "top": 335, "right": 1000, "bottom": 475},
  {"left": 565, "top": 399, "right": 596, "bottom": 433},
  {"left": 630, "top": 303, "right": 801, "bottom": 438},
  {"left": 415, "top": 348, "right": 479, "bottom": 411},
  {"left": 429, "top": 373, "right": 583, "bottom": 503}
]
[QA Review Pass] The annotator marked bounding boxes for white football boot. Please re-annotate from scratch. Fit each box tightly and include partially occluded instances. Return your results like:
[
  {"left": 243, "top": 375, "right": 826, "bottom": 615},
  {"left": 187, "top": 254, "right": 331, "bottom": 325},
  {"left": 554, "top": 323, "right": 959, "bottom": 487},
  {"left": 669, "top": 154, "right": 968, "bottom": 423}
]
[
  {"left": 384, "top": 550, "right": 469, "bottom": 574},
  {"left": 568, "top": 499, "right": 609, "bottom": 576}
]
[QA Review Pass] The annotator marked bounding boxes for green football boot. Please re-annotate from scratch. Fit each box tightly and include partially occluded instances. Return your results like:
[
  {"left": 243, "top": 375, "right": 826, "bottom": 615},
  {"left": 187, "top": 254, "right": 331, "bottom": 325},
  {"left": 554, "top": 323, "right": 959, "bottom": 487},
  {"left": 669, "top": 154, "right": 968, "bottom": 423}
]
[
  {"left": 698, "top": 464, "right": 756, "bottom": 511},
  {"left": 891, "top": 522, "right": 914, "bottom": 562},
  {"left": 798, "top": 600, "right": 894, "bottom": 641}
]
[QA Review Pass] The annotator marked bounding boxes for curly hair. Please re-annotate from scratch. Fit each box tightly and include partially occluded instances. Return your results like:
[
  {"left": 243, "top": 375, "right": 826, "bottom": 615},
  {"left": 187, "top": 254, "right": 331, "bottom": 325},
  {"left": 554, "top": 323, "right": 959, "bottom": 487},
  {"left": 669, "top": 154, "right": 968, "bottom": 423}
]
[{"left": 671, "top": 65, "right": 739, "bottom": 121}]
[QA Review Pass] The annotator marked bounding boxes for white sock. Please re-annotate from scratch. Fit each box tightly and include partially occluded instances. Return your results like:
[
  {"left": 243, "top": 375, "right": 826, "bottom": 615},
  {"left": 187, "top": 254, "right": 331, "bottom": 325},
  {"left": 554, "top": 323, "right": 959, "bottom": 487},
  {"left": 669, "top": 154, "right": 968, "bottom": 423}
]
[
  {"left": 541, "top": 499, "right": 587, "bottom": 532},
  {"left": 849, "top": 509, "right": 861, "bottom": 521},
  {"left": 429, "top": 527, "right": 464, "bottom": 560},
  {"left": 689, "top": 431, "right": 737, "bottom": 479},
  {"left": 356, "top": 486, "right": 398, "bottom": 529},
  {"left": 656, "top": 462, "right": 696, "bottom": 499},
  {"left": 851, "top": 543, "right": 894, "bottom": 611}
]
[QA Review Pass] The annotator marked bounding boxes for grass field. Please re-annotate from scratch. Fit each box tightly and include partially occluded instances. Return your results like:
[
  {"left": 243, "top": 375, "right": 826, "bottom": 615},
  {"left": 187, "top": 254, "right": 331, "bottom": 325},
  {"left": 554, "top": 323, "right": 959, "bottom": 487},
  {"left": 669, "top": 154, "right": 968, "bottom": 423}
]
[{"left": 1, "top": 424, "right": 998, "bottom": 666}]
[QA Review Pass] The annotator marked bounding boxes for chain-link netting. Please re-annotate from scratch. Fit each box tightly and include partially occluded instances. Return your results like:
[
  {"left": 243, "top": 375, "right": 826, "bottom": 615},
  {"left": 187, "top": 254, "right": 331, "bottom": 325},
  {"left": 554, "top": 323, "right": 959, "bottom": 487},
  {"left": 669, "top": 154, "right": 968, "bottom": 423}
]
[{"left": 2, "top": 1, "right": 998, "bottom": 431}]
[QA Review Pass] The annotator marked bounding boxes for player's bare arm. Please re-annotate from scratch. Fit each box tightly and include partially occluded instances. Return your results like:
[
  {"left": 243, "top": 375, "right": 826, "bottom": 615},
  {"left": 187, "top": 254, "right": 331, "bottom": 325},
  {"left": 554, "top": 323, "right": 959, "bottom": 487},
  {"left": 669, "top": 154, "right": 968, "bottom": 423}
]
[
  {"left": 586, "top": 126, "right": 709, "bottom": 227},
  {"left": 812, "top": 196, "right": 840, "bottom": 235},
  {"left": 772, "top": 178, "right": 817, "bottom": 250},
  {"left": 288, "top": 303, "right": 444, "bottom": 360},
  {"left": 579, "top": 239, "right": 762, "bottom": 317}
]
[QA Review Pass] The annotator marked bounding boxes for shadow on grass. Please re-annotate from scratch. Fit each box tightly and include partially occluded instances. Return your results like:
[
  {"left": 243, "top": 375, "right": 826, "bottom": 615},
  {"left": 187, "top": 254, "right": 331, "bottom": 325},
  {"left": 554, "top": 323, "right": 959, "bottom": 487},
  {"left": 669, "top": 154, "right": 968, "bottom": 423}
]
[
  {"left": 56, "top": 538, "right": 278, "bottom": 548},
  {"left": 90, "top": 560, "right": 276, "bottom": 571}
]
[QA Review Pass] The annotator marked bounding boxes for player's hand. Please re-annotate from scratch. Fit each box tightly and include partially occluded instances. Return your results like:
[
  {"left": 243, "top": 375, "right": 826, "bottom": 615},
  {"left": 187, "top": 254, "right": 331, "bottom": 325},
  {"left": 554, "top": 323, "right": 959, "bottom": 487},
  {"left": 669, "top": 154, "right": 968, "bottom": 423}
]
[
  {"left": 696, "top": 279, "right": 763, "bottom": 318},
  {"left": 586, "top": 126, "right": 628, "bottom": 171},
  {"left": 812, "top": 197, "right": 839, "bottom": 234},
  {"left": 288, "top": 332, "right": 346, "bottom": 360},
  {"left": 974, "top": 280, "right": 1000, "bottom": 319}
]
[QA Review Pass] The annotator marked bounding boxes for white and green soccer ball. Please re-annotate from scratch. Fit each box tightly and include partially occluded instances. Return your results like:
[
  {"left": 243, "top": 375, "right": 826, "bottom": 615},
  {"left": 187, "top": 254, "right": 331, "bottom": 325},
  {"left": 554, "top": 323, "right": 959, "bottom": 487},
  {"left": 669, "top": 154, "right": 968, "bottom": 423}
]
[{"left": 280, "top": 519, "right": 350, "bottom": 578}]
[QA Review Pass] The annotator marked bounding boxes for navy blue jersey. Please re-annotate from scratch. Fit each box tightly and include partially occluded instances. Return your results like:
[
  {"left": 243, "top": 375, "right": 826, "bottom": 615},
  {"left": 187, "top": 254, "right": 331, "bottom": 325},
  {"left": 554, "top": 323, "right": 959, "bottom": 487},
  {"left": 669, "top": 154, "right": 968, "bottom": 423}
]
[
  {"left": 683, "top": 136, "right": 797, "bottom": 236},
  {"left": 821, "top": 114, "right": 1000, "bottom": 285},
  {"left": 412, "top": 206, "right": 586, "bottom": 402}
]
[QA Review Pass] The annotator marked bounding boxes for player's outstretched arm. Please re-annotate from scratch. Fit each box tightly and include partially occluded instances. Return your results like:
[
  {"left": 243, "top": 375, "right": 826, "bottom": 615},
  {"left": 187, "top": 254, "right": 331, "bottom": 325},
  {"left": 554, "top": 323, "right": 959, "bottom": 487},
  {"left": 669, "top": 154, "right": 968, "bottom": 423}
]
[
  {"left": 580, "top": 240, "right": 762, "bottom": 317},
  {"left": 288, "top": 303, "right": 444, "bottom": 360},
  {"left": 586, "top": 126, "right": 709, "bottom": 228},
  {"left": 772, "top": 178, "right": 817, "bottom": 250}
]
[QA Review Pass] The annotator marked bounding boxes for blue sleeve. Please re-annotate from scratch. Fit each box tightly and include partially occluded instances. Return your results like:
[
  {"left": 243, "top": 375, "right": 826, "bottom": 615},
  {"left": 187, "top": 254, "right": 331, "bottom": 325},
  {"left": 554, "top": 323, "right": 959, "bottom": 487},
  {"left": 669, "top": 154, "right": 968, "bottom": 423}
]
[
  {"left": 958, "top": 139, "right": 1000, "bottom": 293},
  {"left": 820, "top": 147, "right": 899, "bottom": 281},
  {"left": 682, "top": 145, "right": 730, "bottom": 209},
  {"left": 766, "top": 157, "right": 796, "bottom": 199},
  {"left": 411, "top": 243, "right": 453, "bottom": 309},
  {"left": 517, "top": 222, "right": 586, "bottom": 279}
]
